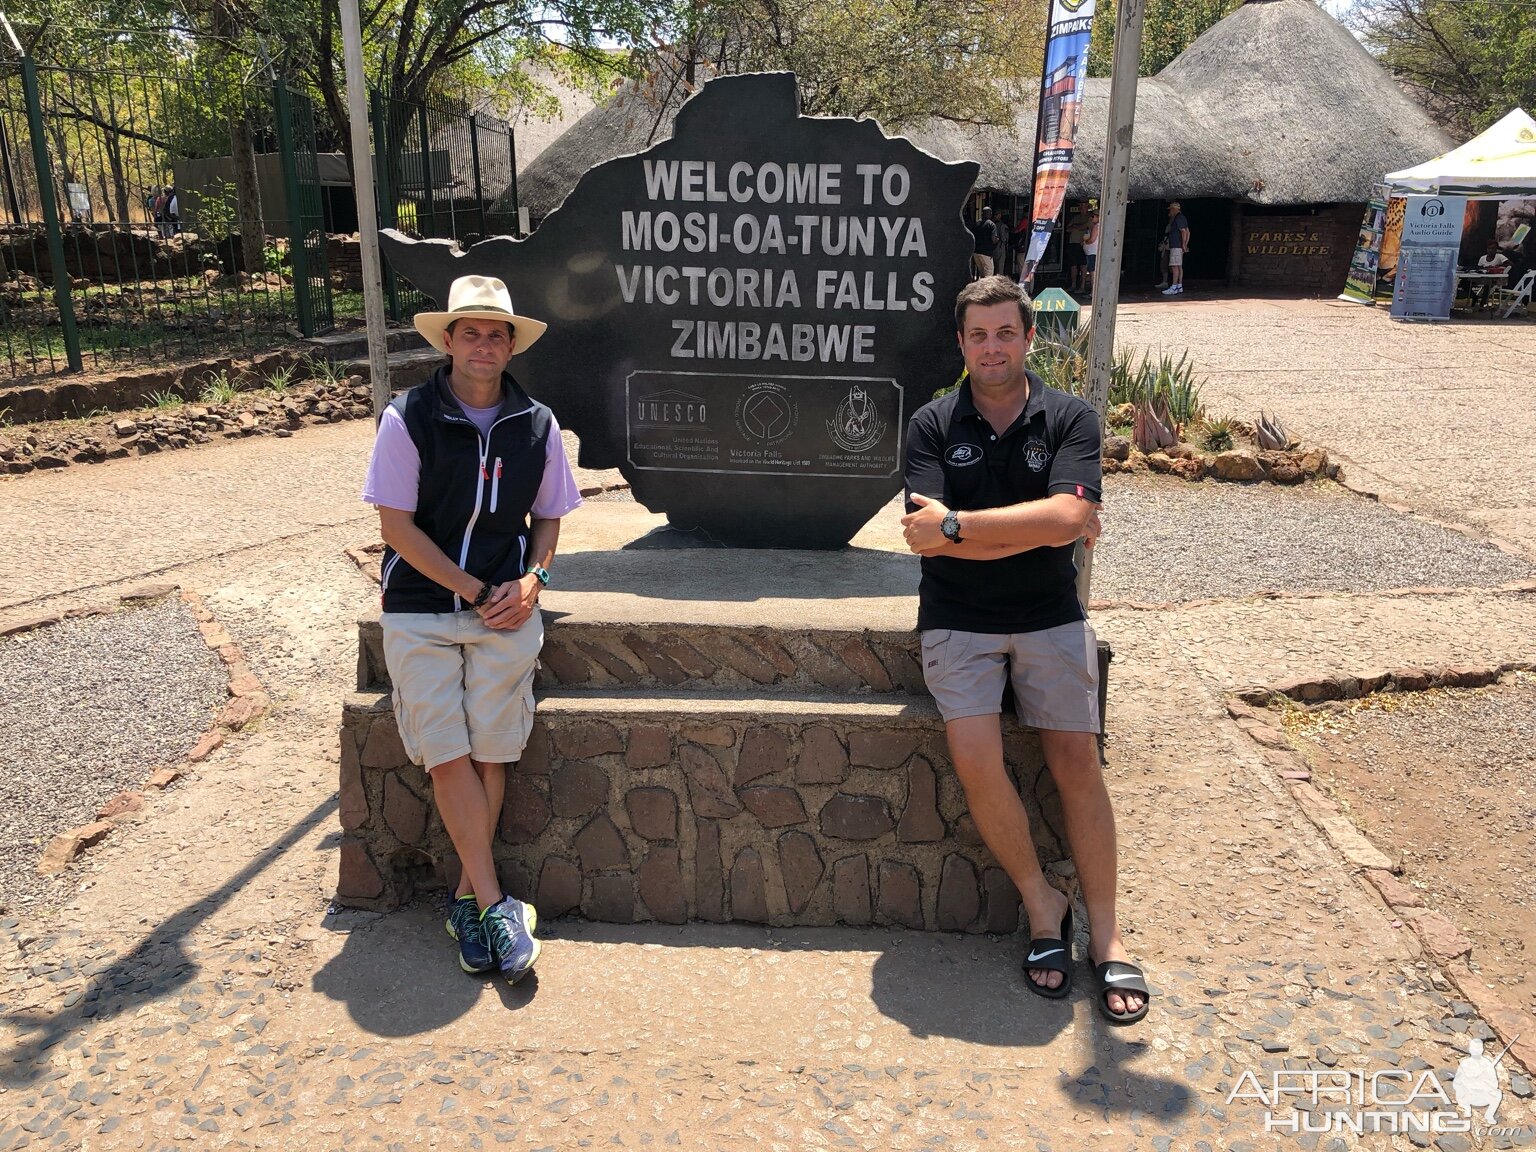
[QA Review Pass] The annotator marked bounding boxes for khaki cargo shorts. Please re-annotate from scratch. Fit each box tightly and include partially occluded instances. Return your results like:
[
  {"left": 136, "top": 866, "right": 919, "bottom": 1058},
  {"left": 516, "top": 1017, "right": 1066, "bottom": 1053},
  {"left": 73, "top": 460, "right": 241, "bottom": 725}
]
[
  {"left": 381, "top": 610, "right": 543, "bottom": 771},
  {"left": 921, "top": 621, "right": 1100, "bottom": 734}
]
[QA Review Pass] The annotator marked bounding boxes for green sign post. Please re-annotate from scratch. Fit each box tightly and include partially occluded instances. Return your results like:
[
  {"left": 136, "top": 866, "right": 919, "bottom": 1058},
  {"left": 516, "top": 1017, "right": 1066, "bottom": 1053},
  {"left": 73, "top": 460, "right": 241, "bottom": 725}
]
[{"left": 1031, "top": 287, "right": 1080, "bottom": 342}]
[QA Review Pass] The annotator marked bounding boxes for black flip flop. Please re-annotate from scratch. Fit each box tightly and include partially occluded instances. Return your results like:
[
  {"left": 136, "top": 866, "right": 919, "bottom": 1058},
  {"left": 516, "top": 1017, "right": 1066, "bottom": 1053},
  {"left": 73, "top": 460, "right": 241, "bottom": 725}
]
[
  {"left": 1091, "top": 960, "right": 1151, "bottom": 1025},
  {"left": 1023, "top": 908, "right": 1074, "bottom": 999}
]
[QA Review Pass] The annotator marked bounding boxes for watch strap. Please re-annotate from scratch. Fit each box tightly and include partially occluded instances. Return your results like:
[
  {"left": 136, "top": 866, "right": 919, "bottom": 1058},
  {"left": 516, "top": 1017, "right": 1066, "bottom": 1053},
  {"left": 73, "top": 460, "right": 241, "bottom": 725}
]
[{"left": 526, "top": 565, "right": 551, "bottom": 586}]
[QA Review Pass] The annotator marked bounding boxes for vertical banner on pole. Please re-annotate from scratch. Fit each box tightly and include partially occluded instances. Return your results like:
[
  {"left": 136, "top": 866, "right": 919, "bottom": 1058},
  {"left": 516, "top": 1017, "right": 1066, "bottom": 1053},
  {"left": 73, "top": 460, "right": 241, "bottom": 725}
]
[
  {"left": 1390, "top": 194, "right": 1466, "bottom": 320},
  {"left": 1339, "top": 184, "right": 1389, "bottom": 304},
  {"left": 1023, "top": 0, "right": 1098, "bottom": 284}
]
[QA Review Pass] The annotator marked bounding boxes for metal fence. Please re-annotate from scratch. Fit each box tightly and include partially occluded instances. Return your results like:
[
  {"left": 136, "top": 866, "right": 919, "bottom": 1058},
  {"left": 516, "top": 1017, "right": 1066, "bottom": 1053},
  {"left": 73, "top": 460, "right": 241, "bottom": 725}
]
[
  {"left": 372, "top": 93, "right": 518, "bottom": 322},
  {"left": 0, "top": 42, "right": 522, "bottom": 382},
  {"left": 0, "top": 50, "right": 333, "bottom": 382}
]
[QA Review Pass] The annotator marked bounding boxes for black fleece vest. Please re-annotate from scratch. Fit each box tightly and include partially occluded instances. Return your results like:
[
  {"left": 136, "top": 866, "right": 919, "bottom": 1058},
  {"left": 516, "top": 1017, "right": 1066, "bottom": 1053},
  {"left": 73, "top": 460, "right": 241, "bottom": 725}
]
[{"left": 380, "top": 367, "right": 553, "bottom": 613}]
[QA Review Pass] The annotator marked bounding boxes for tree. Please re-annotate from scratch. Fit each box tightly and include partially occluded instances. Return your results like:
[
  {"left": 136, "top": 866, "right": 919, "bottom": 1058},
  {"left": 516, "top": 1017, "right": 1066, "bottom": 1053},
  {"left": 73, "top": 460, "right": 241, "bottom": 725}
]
[
  {"left": 1086, "top": 0, "right": 1240, "bottom": 77},
  {"left": 1353, "top": 0, "right": 1536, "bottom": 137},
  {"left": 664, "top": 0, "right": 1043, "bottom": 129}
]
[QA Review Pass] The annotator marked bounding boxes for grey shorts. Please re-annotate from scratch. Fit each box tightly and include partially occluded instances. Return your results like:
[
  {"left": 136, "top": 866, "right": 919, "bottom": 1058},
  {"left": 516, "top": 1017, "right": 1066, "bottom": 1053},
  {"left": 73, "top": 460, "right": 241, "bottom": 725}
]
[
  {"left": 381, "top": 610, "right": 543, "bottom": 771},
  {"left": 921, "top": 621, "right": 1100, "bottom": 733}
]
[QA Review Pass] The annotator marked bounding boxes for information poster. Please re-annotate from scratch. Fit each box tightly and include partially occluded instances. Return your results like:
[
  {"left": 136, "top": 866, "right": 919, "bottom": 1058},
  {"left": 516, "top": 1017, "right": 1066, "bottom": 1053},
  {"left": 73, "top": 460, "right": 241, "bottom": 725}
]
[
  {"left": 1339, "top": 187, "right": 1389, "bottom": 304},
  {"left": 1390, "top": 195, "right": 1466, "bottom": 320}
]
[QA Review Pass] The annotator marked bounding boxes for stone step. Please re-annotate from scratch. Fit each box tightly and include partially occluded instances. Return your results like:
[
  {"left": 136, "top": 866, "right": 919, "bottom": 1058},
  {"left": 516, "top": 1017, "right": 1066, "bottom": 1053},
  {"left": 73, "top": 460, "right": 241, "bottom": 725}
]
[
  {"left": 337, "top": 688, "right": 1062, "bottom": 932},
  {"left": 304, "top": 326, "right": 429, "bottom": 362},
  {"left": 339, "top": 347, "right": 442, "bottom": 393},
  {"left": 357, "top": 616, "right": 1112, "bottom": 703}
]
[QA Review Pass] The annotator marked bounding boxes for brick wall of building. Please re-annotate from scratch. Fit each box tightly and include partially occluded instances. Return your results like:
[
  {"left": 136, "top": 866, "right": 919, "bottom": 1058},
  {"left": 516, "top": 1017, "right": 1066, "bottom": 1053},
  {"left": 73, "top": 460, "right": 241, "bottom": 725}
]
[{"left": 1235, "top": 204, "right": 1362, "bottom": 295}]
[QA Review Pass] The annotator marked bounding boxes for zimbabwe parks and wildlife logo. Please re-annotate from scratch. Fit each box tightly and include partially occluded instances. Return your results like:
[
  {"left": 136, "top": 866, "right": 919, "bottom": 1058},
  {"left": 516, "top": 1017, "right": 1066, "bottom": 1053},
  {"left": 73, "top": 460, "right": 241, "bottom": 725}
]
[{"left": 826, "top": 384, "right": 887, "bottom": 453}]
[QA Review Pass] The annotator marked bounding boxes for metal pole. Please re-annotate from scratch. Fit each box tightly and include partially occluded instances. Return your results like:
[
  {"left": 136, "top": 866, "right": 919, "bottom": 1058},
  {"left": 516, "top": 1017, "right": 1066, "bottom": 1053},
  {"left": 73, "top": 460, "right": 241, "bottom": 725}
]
[
  {"left": 1076, "top": 0, "right": 1144, "bottom": 608},
  {"left": 15, "top": 55, "right": 82, "bottom": 371},
  {"left": 340, "top": 0, "right": 391, "bottom": 415},
  {"left": 506, "top": 125, "right": 520, "bottom": 236}
]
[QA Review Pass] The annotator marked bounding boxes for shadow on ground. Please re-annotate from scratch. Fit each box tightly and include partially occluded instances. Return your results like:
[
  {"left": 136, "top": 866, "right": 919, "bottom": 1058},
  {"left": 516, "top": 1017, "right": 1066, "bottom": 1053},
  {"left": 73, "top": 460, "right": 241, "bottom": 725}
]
[{"left": 312, "top": 907, "right": 1193, "bottom": 1120}]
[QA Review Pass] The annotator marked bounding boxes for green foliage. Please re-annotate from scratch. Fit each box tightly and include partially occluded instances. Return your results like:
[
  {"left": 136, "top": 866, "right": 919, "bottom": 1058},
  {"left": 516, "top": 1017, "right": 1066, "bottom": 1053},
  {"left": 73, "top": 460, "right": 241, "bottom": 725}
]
[
  {"left": 191, "top": 178, "right": 240, "bottom": 243},
  {"left": 1110, "top": 347, "right": 1205, "bottom": 425},
  {"left": 1198, "top": 416, "right": 1234, "bottom": 453},
  {"left": 264, "top": 363, "right": 297, "bottom": 394},
  {"left": 668, "top": 0, "right": 1038, "bottom": 128},
  {"left": 148, "top": 388, "right": 184, "bottom": 409},
  {"left": 1088, "top": 0, "right": 1241, "bottom": 76},
  {"left": 199, "top": 370, "right": 240, "bottom": 405},
  {"left": 1354, "top": 0, "right": 1536, "bottom": 137},
  {"left": 304, "top": 356, "right": 348, "bottom": 386}
]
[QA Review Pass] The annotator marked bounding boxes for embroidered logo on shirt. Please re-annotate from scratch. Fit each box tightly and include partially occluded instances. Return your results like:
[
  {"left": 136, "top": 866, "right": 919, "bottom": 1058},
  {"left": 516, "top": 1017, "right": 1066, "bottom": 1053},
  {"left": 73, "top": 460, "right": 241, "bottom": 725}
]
[
  {"left": 1024, "top": 438, "right": 1051, "bottom": 472},
  {"left": 946, "top": 444, "right": 982, "bottom": 467}
]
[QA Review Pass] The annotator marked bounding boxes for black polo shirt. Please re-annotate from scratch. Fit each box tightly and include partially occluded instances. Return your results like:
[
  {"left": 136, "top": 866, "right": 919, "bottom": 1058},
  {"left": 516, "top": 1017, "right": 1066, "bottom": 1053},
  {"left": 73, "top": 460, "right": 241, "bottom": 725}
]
[{"left": 904, "top": 373, "right": 1102, "bottom": 634}]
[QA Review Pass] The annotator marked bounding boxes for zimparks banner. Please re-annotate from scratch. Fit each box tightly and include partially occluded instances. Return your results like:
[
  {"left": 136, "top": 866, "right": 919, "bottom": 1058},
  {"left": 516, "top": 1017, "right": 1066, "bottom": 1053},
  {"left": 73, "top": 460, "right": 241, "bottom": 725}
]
[
  {"left": 1339, "top": 186, "right": 1390, "bottom": 304},
  {"left": 1023, "top": 0, "right": 1097, "bottom": 280}
]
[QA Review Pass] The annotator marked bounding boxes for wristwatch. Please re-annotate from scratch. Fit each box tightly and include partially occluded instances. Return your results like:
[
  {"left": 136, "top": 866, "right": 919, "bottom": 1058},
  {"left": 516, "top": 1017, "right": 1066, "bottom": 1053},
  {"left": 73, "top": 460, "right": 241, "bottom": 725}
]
[
  {"left": 940, "top": 510, "right": 964, "bottom": 544},
  {"left": 525, "top": 565, "right": 551, "bottom": 587},
  {"left": 471, "top": 579, "right": 494, "bottom": 608}
]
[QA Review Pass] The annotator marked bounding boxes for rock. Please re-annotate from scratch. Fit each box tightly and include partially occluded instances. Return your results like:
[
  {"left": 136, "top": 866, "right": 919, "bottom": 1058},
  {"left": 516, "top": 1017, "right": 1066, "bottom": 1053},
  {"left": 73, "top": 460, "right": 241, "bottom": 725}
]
[
  {"left": 1102, "top": 435, "right": 1131, "bottom": 462},
  {"left": 32, "top": 453, "right": 69, "bottom": 469},
  {"left": 359, "top": 718, "right": 406, "bottom": 768},
  {"left": 38, "top": 821, "right": 114, "bottom": 874},
  {"left": 147, "top": 767, "right": 183, "bottom": 789},
  {"left": 1164, "top": 442, "right": 1197, "bottom": 460},
  {"left": 795, "top": 726, "right": 848, "bottom": 784},
  {"left": 897, "top": 757, "right": 944, "bottom": 842},
  {"left": 740, "top": 786, "right": 808, "bottom": 828},
  {"left": 735, "top": 726, "right": 791, "bottom": 786},
  {"left": 552, "top": 720, "right": 623, "bottom": 759},
  {"left": 1269, "top": 460, "right": 1305, "bottom": 484},
  {"left": 637, "top": 846, "right": 688, "bottom": 924},
  {"left": 625, "top": 786, "right": 678, "bottom": 841},
  {"left": 96, "top": 791, "right": 144, "bottom": 820},
  {"left": 1145, "top": 451, "right": 1177, "bottom": 474},
  {"left": 574, "top": 812, "right": 628, "bottom": 872},
  {"left": 819, "top": 794, "right": 894, "bottom": 840},
  {"left": 536, "top": 857, "right": 581, "bottom": 918},
  {"left": 1212, "top": 449, "right": 1263, "bottom": 481},
  {"left": 936, "top": 855, "right": 980, "bottom": 931},
  {"left": 499, "top": 776, "right": 550, "bottom": 844},
  {"left": 1172, "top": 458, "right": 1206, "bottom": 480},
  {"left": 626, "top": 724, "right": 672, "bottom": 769},
  {"left": 778, "top": 831, "right": 823, "bottom": 915},
  {"left": 730, "top": 847, "right": 769, "bottom": 923},
  {"left": 982, "top": 867, "right": 1020, "bottom": 934},
  {"left": 695, "top": 818, "right": 725, "bottom": 921},
  {"left": 551, "top": 762, "right": 610, "bottom": 818},
  {"left": 848, "top": 729, "right": 915, "bottom": 769},
  {"left": 339, "top": 740, "right": 367, "bottom": 832},
  {"left": 585, "top": 873, "right": 635, "bottom": 923},
  {"left": 382, "top": 774, "right": 428, "bottom": 844},
  {"left": 336, "top": 839, "right": 384, "bottom": 900},
  {"left": 187, "top": 730, "right": 225, "bottom": 762},
  {"left": 1299, "top": 447, "right": 1329, "bottom": 476},
  {"left": 1411, "top": 910, "right": 1473, "bottom": 962},
  {"left": 832, "top": 854, "right": 872, "bottom": 925},
  {"left": 877, "top": 861, "right": 923, "bottom": 928},
  {"left": 680, "top": 744, "right": 742, "bottom": 818},
  {"left": 113, "top": 419, "right": 138, "bottom": 437}
]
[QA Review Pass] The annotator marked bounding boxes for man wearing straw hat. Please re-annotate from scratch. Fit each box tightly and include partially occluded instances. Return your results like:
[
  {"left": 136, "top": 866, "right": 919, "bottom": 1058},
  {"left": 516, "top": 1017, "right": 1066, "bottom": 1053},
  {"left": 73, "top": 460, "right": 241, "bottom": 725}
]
[{"left": 362, "top": 274, "right": 582, "bottom": 982}]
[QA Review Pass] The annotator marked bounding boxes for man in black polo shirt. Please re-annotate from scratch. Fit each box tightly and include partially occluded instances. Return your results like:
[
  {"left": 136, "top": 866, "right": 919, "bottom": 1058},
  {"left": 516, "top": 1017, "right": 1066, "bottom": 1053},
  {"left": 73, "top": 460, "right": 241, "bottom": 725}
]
[{"left": 900, "top": 275, "right": 1148, "bottom": 1025}]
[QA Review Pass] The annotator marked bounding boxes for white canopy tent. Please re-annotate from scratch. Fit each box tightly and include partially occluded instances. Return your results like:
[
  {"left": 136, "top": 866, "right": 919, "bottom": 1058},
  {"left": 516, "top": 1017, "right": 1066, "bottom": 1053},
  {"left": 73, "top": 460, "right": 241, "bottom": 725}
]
[{"left": 1386, "top": 108, "right": 1536, "bottom": 196}]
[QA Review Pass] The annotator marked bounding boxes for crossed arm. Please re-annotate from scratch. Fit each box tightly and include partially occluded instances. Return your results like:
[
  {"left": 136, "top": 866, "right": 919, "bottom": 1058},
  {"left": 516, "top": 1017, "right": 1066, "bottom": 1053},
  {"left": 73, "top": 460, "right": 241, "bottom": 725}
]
[
  {"left": 378, "top": 506, "right": 560, "bottom": 629},
  {"left": 900, "top": 492, "right": 1100, "bottom": 559}
]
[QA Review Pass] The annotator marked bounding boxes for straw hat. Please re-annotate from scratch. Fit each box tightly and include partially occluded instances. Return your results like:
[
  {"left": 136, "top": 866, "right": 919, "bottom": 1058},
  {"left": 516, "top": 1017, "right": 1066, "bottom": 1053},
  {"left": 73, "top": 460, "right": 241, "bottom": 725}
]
[{"left": 413, "top": 274, "right": 548, "bottom": 356}]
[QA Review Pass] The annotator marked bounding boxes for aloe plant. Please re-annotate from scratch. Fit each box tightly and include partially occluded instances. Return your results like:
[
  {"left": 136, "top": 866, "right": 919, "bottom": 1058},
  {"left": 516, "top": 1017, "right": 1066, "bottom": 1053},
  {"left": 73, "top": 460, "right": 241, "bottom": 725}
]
[
  {"left": 1198, "top": 417, "right": 1234, "bottom": 452},
  {"left": 1133, "top": 397, "right": 1178, "bottom": 453},
  {"left": 1256, "top": 411, "right": 1292, "bottom": 451}
]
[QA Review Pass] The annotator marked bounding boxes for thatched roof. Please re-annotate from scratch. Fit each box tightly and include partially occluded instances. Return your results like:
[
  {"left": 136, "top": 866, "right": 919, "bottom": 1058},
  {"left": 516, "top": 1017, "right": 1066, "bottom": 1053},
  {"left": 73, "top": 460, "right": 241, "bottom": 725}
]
[
  {"left": 1157, "top": 0, "right": 1455, "bottom": 203},
  {"left": 903, "top": 77, "right": 1258, "bottom": 202},
  {"left": 512, "top": 0, "right": 1455, "bottom": 217}
]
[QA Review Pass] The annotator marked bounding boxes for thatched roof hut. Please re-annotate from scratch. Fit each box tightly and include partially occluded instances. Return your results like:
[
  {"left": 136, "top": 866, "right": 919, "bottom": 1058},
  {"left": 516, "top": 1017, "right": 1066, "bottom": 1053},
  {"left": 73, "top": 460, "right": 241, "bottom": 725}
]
[{"left": 512, "top": 0, "right": 1452, "bottom": 220}]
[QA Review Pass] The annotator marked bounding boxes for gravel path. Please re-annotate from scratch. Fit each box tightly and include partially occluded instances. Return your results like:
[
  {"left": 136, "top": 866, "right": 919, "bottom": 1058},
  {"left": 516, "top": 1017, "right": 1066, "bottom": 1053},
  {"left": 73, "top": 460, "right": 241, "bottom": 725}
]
[
  {"left": 0, "top": 597, "right": 226, "bottom": 910},
  {"left": 1091, "top": 473, "right": 1534, "bottom": 602}
]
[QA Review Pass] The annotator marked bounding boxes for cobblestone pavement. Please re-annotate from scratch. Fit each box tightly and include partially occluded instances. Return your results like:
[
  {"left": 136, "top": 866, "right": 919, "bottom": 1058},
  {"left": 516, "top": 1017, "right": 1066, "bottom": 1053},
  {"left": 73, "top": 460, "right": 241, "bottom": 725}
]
[
  {"left": 1116, "top": 297, "right": 1536, "bottom": 560},
  {"left": 3, "top": 321, "right": 1536, "bottom": 1146}
]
